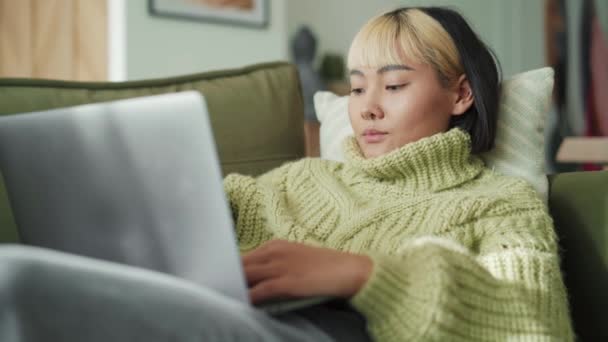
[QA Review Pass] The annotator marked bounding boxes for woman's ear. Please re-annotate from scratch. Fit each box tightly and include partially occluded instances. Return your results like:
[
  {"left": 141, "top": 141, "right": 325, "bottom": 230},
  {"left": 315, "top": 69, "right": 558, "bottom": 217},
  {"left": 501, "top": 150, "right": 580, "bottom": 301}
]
[{"left": 451, "top": 74, "right": 474, "bottom": 116}]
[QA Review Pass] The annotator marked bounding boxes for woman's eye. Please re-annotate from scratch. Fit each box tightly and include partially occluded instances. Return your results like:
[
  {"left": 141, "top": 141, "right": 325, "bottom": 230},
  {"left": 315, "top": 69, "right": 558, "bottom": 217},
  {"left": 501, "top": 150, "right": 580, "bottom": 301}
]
[
  {"left": 350, "top": 88, "right": 364, "bottom": 95},
  {"left": 386, "top": 84, "right": 407, "bottom": 91}
]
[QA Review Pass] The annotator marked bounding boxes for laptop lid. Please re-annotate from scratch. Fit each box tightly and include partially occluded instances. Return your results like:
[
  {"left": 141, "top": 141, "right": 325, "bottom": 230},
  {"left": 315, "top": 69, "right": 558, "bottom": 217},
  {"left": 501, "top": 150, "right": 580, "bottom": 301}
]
[{"left": 0, "top": 92, "right": 249, "bottom": 304}]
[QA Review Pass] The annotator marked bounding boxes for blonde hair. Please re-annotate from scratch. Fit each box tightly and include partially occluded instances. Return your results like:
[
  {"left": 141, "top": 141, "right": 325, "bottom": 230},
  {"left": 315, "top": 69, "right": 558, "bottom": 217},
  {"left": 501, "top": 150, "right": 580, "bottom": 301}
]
[{"left": 347, "top": 8, "right": 463, "bottom": 86}]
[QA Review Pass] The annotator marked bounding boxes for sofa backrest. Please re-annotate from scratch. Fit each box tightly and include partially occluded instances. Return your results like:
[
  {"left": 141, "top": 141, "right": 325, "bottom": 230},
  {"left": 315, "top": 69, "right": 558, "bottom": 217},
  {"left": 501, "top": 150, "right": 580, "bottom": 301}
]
[{"left": 0, "top": 62, "right": 306, "bottom": 242}]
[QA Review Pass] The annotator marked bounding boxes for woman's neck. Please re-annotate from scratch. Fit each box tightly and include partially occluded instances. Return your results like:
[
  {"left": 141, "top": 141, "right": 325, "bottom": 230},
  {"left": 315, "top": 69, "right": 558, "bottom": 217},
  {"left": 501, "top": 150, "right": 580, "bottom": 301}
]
[{"left": 343, "top": 128, "right": 485, "bottom": 192}]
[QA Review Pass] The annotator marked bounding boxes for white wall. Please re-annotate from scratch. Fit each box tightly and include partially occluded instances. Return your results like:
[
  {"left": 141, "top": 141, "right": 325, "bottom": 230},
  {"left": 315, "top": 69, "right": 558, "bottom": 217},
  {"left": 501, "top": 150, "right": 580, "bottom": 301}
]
[
  {"left": 110, "top": 1, "right": 546, "bottom": 81},
  {"left": 122, "top": 0, "right": 288, "bottom": 80},
  {"left": 108, "top": 0, "right": 127, "bottom": 81},
  {"left": 286, "top": 0, "right": 546, "bottom": 78}
]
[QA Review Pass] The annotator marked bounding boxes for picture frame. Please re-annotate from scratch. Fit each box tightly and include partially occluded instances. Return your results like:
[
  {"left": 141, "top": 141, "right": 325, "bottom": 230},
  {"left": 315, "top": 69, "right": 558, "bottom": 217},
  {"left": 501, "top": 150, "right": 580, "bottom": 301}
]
[{"left": 149, "top": 0, "right": 269, "bottom": 29}]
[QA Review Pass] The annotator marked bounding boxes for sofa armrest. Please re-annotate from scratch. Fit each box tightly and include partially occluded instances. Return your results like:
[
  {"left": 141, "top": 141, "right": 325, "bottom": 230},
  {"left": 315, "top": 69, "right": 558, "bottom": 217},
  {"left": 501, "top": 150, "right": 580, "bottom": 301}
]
[
  {"left": 548, "top": 170, "right": 608, "bottom": 341},
  {"left": 549, "top": 171, "right": 608, "bottom": 262}
]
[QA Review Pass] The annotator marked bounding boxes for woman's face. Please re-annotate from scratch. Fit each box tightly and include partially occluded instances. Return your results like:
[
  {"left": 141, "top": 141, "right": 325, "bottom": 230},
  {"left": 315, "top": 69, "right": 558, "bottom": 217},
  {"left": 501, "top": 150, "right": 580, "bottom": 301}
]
[{"left": 348, "top": 58, "right": 464, "bottom": 159}]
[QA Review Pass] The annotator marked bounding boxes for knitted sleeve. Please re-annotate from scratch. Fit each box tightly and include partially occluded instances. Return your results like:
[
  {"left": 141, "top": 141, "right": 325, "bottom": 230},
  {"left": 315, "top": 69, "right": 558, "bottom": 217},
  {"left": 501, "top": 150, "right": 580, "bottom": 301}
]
[
  {"left": 350, "top": 210, "right": 574, "bottom": 341},
  {"left": 223, "top": 163, "right": 292, "bottom": 252}
]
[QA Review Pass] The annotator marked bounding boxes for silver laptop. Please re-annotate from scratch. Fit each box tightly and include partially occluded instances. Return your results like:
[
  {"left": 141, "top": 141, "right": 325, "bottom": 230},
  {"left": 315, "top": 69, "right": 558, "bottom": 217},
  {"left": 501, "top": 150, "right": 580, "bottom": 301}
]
[{"left": 0, "top": 91, "right": 329, "bottom": 314}]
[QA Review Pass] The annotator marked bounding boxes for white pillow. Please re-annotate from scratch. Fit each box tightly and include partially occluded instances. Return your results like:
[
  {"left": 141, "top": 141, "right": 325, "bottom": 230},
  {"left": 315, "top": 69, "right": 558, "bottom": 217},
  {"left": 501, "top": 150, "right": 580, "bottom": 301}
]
[{"left": 313, "top": 67, "right": 554, "bottom": 201}]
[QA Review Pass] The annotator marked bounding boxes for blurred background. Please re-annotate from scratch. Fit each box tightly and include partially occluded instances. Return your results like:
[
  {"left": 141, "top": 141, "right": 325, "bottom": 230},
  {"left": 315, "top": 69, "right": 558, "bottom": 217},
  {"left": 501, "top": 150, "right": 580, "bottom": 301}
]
[{"left": 0, "top": 0, "right": 606, "bottom": 171}]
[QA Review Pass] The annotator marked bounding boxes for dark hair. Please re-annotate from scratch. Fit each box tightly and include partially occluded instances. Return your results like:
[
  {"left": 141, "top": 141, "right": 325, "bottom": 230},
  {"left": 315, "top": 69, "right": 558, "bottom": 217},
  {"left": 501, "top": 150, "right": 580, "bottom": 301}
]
[{"left": 388, "top": 7, "right": 502, "bottom": 154}]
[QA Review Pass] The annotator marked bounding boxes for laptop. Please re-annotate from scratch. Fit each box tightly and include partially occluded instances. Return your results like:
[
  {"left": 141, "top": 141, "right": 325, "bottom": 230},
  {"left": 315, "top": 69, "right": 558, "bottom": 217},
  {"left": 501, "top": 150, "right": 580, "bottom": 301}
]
[{"left": 0, "top": 91, "right": 330, "bottom": 314}]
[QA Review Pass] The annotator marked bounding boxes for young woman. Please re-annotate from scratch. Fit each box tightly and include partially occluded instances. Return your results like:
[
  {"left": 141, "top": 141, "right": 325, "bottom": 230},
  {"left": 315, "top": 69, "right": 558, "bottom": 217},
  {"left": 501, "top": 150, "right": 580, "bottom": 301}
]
[
  {"left": 225, "top": 6, "right": 574, "bottom": 341},
  {"left": 0, "top": 6, "right": 573, "bottom": 342}
]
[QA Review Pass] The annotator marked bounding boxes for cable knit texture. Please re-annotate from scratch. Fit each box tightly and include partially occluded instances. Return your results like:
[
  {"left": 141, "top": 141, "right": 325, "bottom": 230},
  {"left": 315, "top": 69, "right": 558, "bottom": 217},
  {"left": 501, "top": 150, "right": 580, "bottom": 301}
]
[{"left": 223, "top": 128, "right": 574, "bottom": 341}]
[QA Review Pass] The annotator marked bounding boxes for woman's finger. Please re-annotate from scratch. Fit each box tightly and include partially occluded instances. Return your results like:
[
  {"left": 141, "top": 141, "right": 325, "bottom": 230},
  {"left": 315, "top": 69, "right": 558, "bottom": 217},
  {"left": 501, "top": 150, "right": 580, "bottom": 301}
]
[
  {"left": 242, "top": 240, "right": 288, "bottom": 266},
  {"left": 248, "top": 277, "right": 293, "bottom": 304},
  {"left": 244, "top": 262, "right": 281, "bottom": 287},
  {"left": 242, "top": 247, "right": 270, "bottom": 266}
]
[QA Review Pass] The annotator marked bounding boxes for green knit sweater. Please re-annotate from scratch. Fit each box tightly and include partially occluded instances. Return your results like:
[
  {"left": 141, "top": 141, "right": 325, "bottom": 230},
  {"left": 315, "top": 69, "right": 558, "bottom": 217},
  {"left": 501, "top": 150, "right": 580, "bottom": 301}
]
[{"left": 223, "top": 128, "right": 574, "bottom": 341}]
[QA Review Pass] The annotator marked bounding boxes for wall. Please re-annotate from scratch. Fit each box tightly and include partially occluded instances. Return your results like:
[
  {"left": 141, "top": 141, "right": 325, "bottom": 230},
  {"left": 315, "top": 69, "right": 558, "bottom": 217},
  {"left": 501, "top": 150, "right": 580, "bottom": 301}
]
[
  {"left": 112, "top": 1, "right": 546, "bottom": 81},
  {"left": 286, "top": 0, "right": 546, "bottom": 78},
  {"left": 121, "top": 0, "right": 287, "bottom": 80}
]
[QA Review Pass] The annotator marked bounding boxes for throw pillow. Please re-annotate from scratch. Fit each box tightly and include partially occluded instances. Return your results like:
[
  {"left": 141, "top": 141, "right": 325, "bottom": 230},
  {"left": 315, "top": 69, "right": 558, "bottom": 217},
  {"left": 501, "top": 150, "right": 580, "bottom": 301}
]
[{"left": 313, "top": 67, "right": 554, "bottom": 201}]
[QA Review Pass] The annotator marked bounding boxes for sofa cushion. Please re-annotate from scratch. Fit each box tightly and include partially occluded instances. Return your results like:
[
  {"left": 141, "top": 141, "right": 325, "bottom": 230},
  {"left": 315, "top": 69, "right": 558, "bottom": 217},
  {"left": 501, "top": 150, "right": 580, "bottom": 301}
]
[{"left": 0, "top": 62, "right": 306, "bottom": 242}]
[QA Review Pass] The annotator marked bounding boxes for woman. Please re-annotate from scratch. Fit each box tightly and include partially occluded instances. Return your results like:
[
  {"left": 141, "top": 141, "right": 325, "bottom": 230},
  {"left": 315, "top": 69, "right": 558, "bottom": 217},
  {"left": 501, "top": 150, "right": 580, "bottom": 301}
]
[
  {"left": 0, "top": 6, "right": 573, "bottom": 342},
  {"left": 225, "top": 6, "right": 574, "bottom": 341}
]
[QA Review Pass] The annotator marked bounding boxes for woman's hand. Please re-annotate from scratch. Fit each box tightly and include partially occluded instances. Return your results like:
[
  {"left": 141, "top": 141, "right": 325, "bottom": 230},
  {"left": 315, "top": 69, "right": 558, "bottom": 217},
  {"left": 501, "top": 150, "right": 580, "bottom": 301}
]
[{"left": 243, "top": 240, "right": 373, "bottom": 304}]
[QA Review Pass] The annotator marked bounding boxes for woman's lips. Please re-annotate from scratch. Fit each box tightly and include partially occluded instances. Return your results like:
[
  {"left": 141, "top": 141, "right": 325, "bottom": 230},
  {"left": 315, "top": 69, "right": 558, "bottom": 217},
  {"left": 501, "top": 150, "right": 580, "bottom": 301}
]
[{"left": 362, "top": 129, "right": 388, "bottom": 143}]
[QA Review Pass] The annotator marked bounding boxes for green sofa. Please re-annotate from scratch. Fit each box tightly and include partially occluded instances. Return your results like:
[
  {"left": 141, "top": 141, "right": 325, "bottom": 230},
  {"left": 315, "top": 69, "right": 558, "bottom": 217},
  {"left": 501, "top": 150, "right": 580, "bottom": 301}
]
[{"left": 0, "top": 62, "right": 605, "bottom": 340}]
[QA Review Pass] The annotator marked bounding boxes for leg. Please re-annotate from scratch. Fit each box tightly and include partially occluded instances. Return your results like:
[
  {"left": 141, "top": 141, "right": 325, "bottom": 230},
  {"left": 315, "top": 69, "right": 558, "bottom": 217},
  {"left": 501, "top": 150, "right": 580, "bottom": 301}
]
[{"left": 0, "top": 245, "right": 333, "bottom": 342}]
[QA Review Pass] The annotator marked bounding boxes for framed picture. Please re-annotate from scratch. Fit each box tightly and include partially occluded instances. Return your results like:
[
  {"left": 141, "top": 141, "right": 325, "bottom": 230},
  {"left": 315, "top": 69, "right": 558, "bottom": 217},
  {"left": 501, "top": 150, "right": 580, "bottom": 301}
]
[{"left": 149, "top": 0, "right": 268, "bottom": 28}]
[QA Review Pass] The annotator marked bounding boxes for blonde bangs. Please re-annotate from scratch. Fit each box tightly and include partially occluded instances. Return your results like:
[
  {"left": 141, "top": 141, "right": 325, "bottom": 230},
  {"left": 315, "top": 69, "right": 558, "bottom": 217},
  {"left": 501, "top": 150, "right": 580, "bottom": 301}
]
[
  {"left": 347, "top": 12, "right": 425, "bottom": 69},
  {"left": 347, "top": 8, "right": 463, "bottom": 84}
]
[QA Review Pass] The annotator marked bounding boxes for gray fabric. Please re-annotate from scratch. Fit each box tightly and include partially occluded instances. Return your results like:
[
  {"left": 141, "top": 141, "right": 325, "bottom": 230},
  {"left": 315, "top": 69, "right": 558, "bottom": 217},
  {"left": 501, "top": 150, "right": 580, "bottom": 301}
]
[
  {"left": 0, "top": 245, "right": 368, "bottom": 342},
  {"left": 291, "top": 301, "right": 372, "bottom": 341}
]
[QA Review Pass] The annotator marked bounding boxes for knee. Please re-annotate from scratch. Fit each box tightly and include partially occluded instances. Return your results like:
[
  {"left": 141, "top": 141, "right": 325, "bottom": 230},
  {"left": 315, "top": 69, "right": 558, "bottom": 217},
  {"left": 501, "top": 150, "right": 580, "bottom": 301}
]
[
  {"left": 0, "top": 246, "right": 38, "bottom": 342},
  {"left": 0, "top": 245, "right": 40, "bottom": 303}
]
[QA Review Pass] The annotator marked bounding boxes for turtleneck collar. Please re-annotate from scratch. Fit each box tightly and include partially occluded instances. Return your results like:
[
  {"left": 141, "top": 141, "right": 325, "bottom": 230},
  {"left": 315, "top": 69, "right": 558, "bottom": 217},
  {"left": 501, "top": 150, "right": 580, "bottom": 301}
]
[{"left": 343, "top": 128, "right": 485, "bottom": 192}]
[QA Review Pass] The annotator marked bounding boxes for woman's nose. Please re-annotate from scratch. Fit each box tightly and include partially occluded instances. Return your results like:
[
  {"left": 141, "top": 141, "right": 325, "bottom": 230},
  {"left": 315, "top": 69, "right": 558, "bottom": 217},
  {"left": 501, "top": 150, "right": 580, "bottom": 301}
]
[{"left": 361, "top": 104, "right": 384, "bottom": 120}]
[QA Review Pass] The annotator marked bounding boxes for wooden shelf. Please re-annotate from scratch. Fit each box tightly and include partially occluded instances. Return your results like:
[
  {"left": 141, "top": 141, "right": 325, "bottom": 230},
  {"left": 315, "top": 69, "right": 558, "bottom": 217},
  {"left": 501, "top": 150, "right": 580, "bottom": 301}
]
[{"left": 557, "top": 137, "right": 608, "bottom": 169}]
